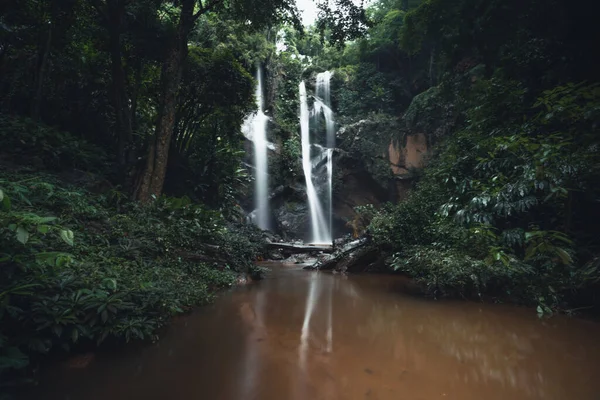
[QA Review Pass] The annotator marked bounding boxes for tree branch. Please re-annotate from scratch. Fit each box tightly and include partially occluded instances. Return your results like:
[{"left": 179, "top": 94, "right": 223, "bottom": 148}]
[{"left": 193, "top": 0, "right": 224, "bottom": 20}]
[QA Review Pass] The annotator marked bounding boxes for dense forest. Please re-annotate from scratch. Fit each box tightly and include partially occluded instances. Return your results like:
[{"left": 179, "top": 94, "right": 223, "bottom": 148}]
[{"left": 1, "top": 0, "right": 599, "bottom": 390}]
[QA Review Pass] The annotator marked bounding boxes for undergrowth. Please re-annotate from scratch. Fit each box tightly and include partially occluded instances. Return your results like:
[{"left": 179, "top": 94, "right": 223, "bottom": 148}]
[
  {"left": 0, "top": 167, "right": 266, "bottom": 388},
  {"left": 367, "top": 80, "right": 600, "bottom": 313}
]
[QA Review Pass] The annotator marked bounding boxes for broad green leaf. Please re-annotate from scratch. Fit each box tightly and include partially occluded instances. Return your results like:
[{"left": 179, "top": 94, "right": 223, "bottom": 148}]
[
  {"left": 0, "top": 346, "right": 29, "bottom": 371},
  {"left": 1, "top": 193, "right": 10, "bottom": 212},
  {"left": 16, "top": 226, "right": 29, "bottom": 245},
  {"left": 37, "top": 224, "right": 50, "bottom": 234},
  {"left": 60, "top": 229, "right": 74, "bottom": 246},
  {"left": 52, "top": 325, "right": 63, "bottom": 338},
  {"left": 555, "top": 248, "right": 573, "bottom": 265},
  {"left": 35, "top": 252, "right": 72, "bottom": 267},
  {"left": 537, "top": 305, "right": 544, "bottom": 317},
  {"left": 102, "top": 278, "right": 117, "bottom": 291},
  {"left": 71, "top": 328, "right": 79, "bottom": 343},
  {"left": 37, "top": 216, "right": 57, "bottom": 224}
]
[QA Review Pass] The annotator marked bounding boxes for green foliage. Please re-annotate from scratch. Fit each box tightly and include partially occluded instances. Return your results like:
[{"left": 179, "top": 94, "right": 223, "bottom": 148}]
[
  {"left": 0, "top": 116, "right": 108, "bottom": 172},
  {"left": 0, "top": 170, "right": 263, "bottom": 384},
  {"left": 270, "top": 137, "right": 303, "bottom": 186},
  {"left": 170, "top": 45, "right": 255, "bottom": 208},
  {"left": 392, "top": 247, "right": 493, "bottom": 298},
  {"left": 369, "top": 79, "right": 600, "bottom": 310},
  {"left": 332, "top": 64, "right": 398, "bottom": 121}
]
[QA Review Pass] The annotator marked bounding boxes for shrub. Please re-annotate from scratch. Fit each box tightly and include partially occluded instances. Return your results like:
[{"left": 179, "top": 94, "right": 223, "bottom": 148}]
[{"left": 0, "top": 170, "right": 262, "bottom": 385}]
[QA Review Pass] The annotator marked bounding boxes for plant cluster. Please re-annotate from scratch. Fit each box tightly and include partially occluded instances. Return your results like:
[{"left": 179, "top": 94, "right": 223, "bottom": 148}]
[{"left": 0, "top": 167, "right": 265, "bottom": 386}]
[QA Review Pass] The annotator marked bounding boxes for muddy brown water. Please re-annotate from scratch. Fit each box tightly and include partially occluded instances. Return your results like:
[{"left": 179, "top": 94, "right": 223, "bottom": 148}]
[{"left": 23, "top": 264, "right": 600, "bottom": 400}]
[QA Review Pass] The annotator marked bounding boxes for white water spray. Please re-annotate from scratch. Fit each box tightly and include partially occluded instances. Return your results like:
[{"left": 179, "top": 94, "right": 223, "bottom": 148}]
[
  {"left": 242, "top": 66, "right": 270, "bottom": 230},
  {"left": 298, "top": 71, "right": 336, "bottom": 244},
  {"left": 300, "top": 82, "right": 329, "bottom": 243},
  {"left": 316, "top": 71, "right": 335, "bottom": 148},
  {"left": 326, "top": 148, "right": 333, "bottom": 245}
]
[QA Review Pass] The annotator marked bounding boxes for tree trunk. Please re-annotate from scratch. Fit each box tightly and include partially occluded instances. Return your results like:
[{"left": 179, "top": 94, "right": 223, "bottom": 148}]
[
  {"left": 131, "top": 57, "right": 143, "bottom": 133},
  {"left": 133, "top": 0, "right": 195, "bottom": 202},
  {"left": 429, "top": 46, "right": 435, "bottom": 87},
  {"left": 31, "top": 22, "right": 52, "bottom": 120},
  {"left": 107, "top": 0, "right": 133, "bottom": 169}
]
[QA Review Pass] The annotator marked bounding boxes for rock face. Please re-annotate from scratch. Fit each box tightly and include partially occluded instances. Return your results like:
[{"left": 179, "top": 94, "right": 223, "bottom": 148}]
[
  {"left": 241, "top": 73, "right": 460, "bottom": 241},
  {"left": 244, "top": 120, "right": 432, "bottom": 240},
  {"left": 333, "top": 116, "right": 431, "bottom": 221},
  {"left": 268, "top": 185, "right": 309, "bottom": 240},
  {"left": 387, "top": 132, "right": 429, "bottom": 201}
]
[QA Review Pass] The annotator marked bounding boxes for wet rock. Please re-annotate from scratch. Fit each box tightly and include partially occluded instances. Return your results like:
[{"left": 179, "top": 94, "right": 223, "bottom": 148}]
[
  {"left": 268, "top": 249, "right": 285, "bottom": 260},
  {"left": 273, "top": 201, "right": 309, "bottom": 240}
]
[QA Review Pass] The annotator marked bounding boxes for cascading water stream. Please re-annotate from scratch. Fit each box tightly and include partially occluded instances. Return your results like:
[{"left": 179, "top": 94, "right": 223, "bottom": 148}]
[
  {"left": 298, "top": 71, "right": 336, "bottom": 244},
  {"left": 299, "top": 82, "right": 329, "bottom": 243},
  {"left": 242, "top": 66, "right": 270, "bottom": 230},
  {"left": 326, "top": 148, "right": 333, "bottom": 245},
  {"left": 315, "top": 71, "right": 335, "bottom": 149}
]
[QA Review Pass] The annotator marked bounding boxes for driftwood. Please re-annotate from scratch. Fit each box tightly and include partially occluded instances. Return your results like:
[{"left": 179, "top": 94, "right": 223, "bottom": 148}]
[
  {"left": 311, "top": 237, "right": 374, "bottom": 271},
  {"left": 266, "top": 242, "right": 333, "bottom": 254}
]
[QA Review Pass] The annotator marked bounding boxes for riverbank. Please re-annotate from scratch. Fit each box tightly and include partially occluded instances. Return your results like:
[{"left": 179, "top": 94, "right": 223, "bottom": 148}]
[
  {"left": 0, "top": 164, "right": 266, "bottom": 388},
  {"left": 20, "top": 264, "right": 600, "bottom": 400}
]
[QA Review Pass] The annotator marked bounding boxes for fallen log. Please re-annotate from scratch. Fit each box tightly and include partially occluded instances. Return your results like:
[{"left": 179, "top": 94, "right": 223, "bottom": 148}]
[
  {"left": 310, "top": 237, "right": 370, "bottom": 270},
  {"left": 266, "top": 242, "right": 333, "bottom": 254}
]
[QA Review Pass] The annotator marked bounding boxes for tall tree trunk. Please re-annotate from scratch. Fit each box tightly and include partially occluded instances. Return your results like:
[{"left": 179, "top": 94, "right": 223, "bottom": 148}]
[
  {"left": 131, "top": 57, "right": 143, "bottom": 133},
  {"left": 429, "top": 46, "right": 435, "bottom": 87},
  {"left": 31, "top": 22, "right": 52, "bottom": 120},
  {"left": 133, "top": 0, "right": 195, "bottom": 202},
  {"left": 107, "top": 0, "right": 132, "bottom": 169}
]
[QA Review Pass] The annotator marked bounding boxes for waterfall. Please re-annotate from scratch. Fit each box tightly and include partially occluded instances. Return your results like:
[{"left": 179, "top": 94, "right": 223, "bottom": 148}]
[
  {"left": 300, "top": 82, "right": 329, "bottom": 243},
  {"left": 315, "top": 71, "right": 335, "bottom": 148},
  {"left": 242, "top": 66, "right": 270, "bottom": 230},
  {"left": 299, "top": 71, "right": 336, "bottom": 244},
  {"left": 326, "top": 148, "right": 333, "bottom": 244}
]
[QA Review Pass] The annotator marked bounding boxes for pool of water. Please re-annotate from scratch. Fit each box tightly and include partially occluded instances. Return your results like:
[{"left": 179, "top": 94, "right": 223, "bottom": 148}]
[{"left": 23, "top": 264, "right": 600, "bottom": 400}]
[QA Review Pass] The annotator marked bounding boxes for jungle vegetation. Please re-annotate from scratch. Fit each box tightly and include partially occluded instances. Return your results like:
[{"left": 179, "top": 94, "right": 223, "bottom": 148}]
[
  {"left": 312, "top": 0, "right": 600, "bottom": 313},
  {"left": 1, "top": 0, "right": 599, "bottom": 391}
]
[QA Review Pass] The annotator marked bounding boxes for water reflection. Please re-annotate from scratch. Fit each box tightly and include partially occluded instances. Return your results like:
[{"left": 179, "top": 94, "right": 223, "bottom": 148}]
[{"left": 22, "top": 266, "right": 600, "bottom": 400}]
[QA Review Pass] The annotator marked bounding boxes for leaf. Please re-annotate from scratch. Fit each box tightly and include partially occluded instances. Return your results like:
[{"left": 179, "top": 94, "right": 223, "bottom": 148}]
[
  {"left": 35, "top": 252, "right": 72, "bottom": 267},
  {"left": 0, "top": 191, "right": 10, "bottom": 211},
  {"left": 60, "top": 229, "right": 74, "bottom": 246},
  {"left": 555, "top": 248, "right": 573, "bottom": 265},
  {"left": 16, "top": 226, "right": 29, "bottom": 245},
  {"left": 0, "top": 347, "right": 29, "bottom": 371},
  {"left": 37, "top": 217, "right": 57, "bottom": 224},
  {"left": 37, "top": 225, "right": 50, "bottom": 234},
  {"left": 537, "top": 305, "right": 544, "bottom": 317},
  {"left": 0, "top": 189, "right": 3, "bottom": 202},
  {"left": 71, "top": 328, "right": 79, "bottom": 343},
  {"left": 102, "top": 278, "right": 117, "bottom": 291},
  {"left": 52, "top": 325, "right": 63, "bottom": 338}
]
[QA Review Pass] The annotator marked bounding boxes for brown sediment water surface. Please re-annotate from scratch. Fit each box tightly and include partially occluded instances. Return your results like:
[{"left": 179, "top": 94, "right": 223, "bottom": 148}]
[{"left": 24, "top": 264, "right": 600, "bottom": 399}]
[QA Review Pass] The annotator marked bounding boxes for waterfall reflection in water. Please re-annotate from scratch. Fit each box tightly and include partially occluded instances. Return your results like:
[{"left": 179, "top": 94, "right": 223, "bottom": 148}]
[{"left": 22, "top": 265, "right": 600, "bottom": 400}]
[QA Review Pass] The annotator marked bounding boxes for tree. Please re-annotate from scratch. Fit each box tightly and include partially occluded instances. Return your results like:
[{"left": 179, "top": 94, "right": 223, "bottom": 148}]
[
  {"left": 89, "top": 0, "right": 134, "bottom": 169},
  {"left": 133, "top": 0, "right": 300, "bottom": 202}
]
